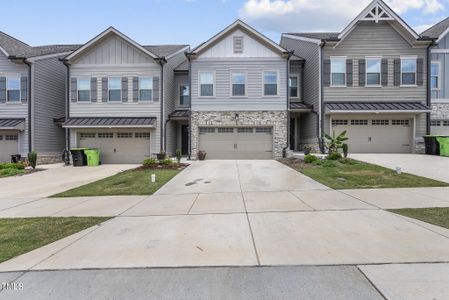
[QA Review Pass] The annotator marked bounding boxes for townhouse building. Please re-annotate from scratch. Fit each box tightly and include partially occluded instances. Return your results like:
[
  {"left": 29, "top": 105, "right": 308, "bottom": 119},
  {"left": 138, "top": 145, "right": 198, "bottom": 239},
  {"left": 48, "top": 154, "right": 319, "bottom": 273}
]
[
  {"left": 0, "top": 32, "right": 78, "bottom": 163},
  {"left": 421, "top": 18, "right": 449, "bottom": 135},
  {"left": 281, "top": 0, "right": 433, "bottom": 154}
]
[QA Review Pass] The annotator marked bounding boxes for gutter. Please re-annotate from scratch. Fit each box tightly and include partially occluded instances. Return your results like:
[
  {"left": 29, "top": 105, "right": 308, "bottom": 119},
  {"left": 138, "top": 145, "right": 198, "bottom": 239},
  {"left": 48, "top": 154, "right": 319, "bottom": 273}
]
[
  {"left": 155, "top": 57, "right": 167, "bottom": 153},
  {"left": 61, "top": 58, "right": 71, "bottom": 150}
]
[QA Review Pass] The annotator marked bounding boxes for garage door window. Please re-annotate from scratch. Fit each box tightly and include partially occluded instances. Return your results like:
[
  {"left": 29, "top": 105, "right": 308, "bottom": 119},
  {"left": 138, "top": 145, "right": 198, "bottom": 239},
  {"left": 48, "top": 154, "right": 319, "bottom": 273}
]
[
  {"left": 444, "top": 121, "right": 449, "bottom": 126},
  {"left": 98, "top": 132, "right": 114, "bottom": 138},
  {"left": 5, "top": 135, "right": 18, "bottom": 141},
  {"left": 372, "top": 120, "right": 389, "bottom": 125},
  {"left": 80, "top": 133, "right": 96, "bottom": 139},
  {"left": 332, "top": 120, "right": 348, "bottom": 126},
  {"left": 256, "top": 127, "right": 272, "bottom": 133},
  {"left": 199, "top": 128, "right": 215, "bottom": 133},
  {"left": 237, "top": 128, "right": 253, "bottom": 133},
  {"left": 431, "top": 120, "right": 441, "bottom": 127},
  {"left": 392, "top": 120, "right": 409, "bottom": 126},
  {"left": 350, "top": 120, "right": 368, "bottom": 125},
  {"left": 217, "top": 128, "right": 234, "bottom": 133},
  {"left": 117, "top": 133, "right": 133, "bottom": 138},
  {"left": 135, "top": 132, "right": 150, "bottom": 139}
]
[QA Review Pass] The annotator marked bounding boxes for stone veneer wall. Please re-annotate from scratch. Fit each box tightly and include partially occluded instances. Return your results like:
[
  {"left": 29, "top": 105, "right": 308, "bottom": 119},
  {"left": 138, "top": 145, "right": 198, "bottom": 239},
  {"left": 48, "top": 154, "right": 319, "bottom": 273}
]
[
  {"left": 431, "top": 103, "right": 449, "bottom": 119},
  {"left": 190, "top": 110, "right": 288, "bottom": 159}
]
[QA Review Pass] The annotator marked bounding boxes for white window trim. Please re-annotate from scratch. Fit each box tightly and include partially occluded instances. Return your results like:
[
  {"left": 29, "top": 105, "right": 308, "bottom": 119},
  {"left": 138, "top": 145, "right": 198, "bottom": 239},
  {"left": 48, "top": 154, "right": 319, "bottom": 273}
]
[
  {"left": 400, "top": 56, "right": 417, "bottom": 87},
  {"left": 431, "top": 61, "right": 441, "bottom": 91},
  {"left": 138, "top": 76, "right": 153, "bottom": 102},
  {"left": 178, "top": 83, "right": 190, "bottom": 107},
  {"left": 263, "top": 70, "right": 280, "bottom": 97},
  {"left": 76, "top": 77, "right": 92, "bottom": 103},
  {"left": 230, "top": 70, "right": 247, "bottom": 98},
  {"left": 365, "top": 56, "right": 382, "bottom": 87},
  {"left": 330, "top": 56, "right": 347, "bottom": 87},
  {"left": 6, "top": 76, "right": 21, "bottom": 103},
  {"left": 108, "top": 76, "right": 122, "bottom": 102},
  {"left": 198, "top": 71, "right": 215, "bottom": 98},
  {"left": 289, "top": 74, "right": 299, "bottom": 98}
]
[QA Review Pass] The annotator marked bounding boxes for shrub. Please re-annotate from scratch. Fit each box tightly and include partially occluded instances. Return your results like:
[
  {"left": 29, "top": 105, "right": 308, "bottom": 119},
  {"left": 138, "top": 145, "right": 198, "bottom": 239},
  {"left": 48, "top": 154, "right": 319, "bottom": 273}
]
[
  {"left": 304, "top": 154, "right": 318, "bottom": 164},
  {"left": 197, "top": 151, "right": 207, "bottom": 161},
  {"left": 27, "top": 151, "right": 37, "bottom": 169},
  {"left": 175, "top": 149, "right": 182, "bottom": 164},
  {"left": 0, "top": 168, "right": 24, "bottom": 177},
  {"left": 156, "top": 152, "right": 166, "bottom": 160},
  {"left": 159, "top": 158, "right": 173, "bottom": 165},
  {"left": 0, "top": 162, "right": 25, "bottom": 170},
  {"left": 342, "top": 143, "right": 348, "bottom": 158},
  {"left": 303, "top": 145, "right": 312, "bottom": 155},
  {"left": 326, "top": 152, "right": 342, "bottom": 161},
  {"left": 143, "top": 158, "right": 158, "bottom": 166}
]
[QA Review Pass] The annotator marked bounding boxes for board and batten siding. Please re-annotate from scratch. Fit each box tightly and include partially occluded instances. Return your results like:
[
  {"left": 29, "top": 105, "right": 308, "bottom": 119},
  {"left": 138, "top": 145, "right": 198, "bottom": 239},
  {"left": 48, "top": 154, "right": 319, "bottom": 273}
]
[
  {"left": 431, "top": 33, "right": 449, "bottom": 101},
  {"left": 191, "top": 58, "right": 287, "bottom": 111},
  {"left": 32, "top": 56, "right": 66, "bottom": 155},
  {"left": 281, "top": 36, "right": 320, "bottom": 143},
  {"left": 323, "top": 21, "right": 427, "bottom": 102},
  {"left": 0, "top": 52, "right": 29, "bottom": 155}
]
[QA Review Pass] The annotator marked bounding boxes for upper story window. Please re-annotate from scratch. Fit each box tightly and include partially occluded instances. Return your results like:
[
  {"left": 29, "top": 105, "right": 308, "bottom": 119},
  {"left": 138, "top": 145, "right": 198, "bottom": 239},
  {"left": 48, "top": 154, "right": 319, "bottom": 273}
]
[
  {"left": 431, "top": 62, "right": 440, "bottom": 90},
  {"left": 366, "top": 58, "right": 381, "bottom": 86},
  {"left": 139, "top": 77, "right": 153, "bottom": 101},
  {"left": 108, "top": 77, "right": 121, "bottom": 101},
  {"left": 233, "top": 36, "right": 244, "bottom": 53},
  {"left": 231, "top": 72, "right": 246, "bottom": 96},
  {"left": 331, "top": 58, "right": 346, "bottom": 86},
  {"left": 401, "top": 58, "right": 417, "bottom": 86},
  {"left": 77, "top": 78, "right": 91, "bottom": 102},
  {"left": 179, "top": 84, "right": 189, "bottom": 106},
  {"left": 199, "top": 72, "right": 214, "bottom": 97},
  {"left": 6, "top": 77, "right": 20, "bottom": 102},
  {"left": 263, "top": 71, "right": 278, "bottom": 96},
  {"left": 289, "top": 76, "right": 298, "bottom": 98}
]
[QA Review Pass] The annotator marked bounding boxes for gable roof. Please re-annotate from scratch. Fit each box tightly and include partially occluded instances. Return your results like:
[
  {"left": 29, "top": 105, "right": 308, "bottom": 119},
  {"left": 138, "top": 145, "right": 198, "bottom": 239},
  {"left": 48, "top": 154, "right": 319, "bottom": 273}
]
[
  {"left": 143, "top": 45, "right": 189, "bottom": 58},
  {"left": 190, "top": 19, "right": 288, "bottom": 56},
  {"left": 421, "top": 17, "right": 449, "bottom": 41},
  {"left": 0, "top": 31, "right": 31, "bottom": 56},
  {"left": 65, "top": 27, "right": 160, "bottom": 62},
  {"left": 284, "top": 32, "right": 339, "bottom": 42}
]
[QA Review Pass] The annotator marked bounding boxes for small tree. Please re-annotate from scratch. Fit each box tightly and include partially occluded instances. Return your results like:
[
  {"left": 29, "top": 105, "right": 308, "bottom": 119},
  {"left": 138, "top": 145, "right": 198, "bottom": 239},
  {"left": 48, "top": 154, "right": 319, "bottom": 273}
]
[
  {"left": 324, "top": 131, "right": 348, "bottom": 154},
  {"left": 27, "top": 151, "right": 37, "bottom": 169},
  {"left": 342, "top": 143, "right": 349, "bottom": 158},
  {"left": 175, "top": 149, "right": 182, "bottom": 163}
]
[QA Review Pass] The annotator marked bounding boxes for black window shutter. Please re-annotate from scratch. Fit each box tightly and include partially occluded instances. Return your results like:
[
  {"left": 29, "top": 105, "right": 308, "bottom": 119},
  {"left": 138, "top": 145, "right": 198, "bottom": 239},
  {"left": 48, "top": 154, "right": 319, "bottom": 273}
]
[
  {"left": 122, "top": 77, "right": 128, "bottom": 102},
  {"left": 70, "top": 77, "right": 77, "bottom": 102},
  {"left": 417, "top": 58, "right": 424, "bottom": 86},
  {"left": 323, "top": 59, "right": 330, "bottom": 87},
  {"left": 358, "top": 59, "right": 365, "bottom": 86},
  {"left": 102, "top": 77, "right": 108, "bottom": 102},
  {"left": 381, "top": 59, "right": 388, "bottom": 86},
  {"left": 90, "top": 77, "right": 97, "bottom": 102},
  {"left": 346, "top": 59, "right": 353, "bottom": 86},
  {"left": 20, "top": 77, "right": 28, "bottom": 103},
  {"left": 153, "top": 76, "right": 160, "bottom": 102},
  {"left": 394, "top": 58, "right": 401, "bottom": 86},
  {"left": 0, "top": 77, "right": 6, "bottom": 103},
  {"left": 132, "top": 77, "right": 139, "bottom": 102}
]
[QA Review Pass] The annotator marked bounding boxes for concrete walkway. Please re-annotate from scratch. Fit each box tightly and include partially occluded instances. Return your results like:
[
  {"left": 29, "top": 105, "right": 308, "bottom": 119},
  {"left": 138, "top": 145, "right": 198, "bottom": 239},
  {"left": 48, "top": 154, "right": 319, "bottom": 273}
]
[{"left": 350, "top": 153, "right": 449, "bottom": 183}]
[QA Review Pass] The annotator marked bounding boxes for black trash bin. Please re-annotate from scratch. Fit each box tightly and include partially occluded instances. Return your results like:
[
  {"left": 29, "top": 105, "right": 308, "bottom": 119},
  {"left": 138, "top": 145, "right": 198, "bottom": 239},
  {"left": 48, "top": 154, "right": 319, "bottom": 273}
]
[
  {"left": 70, "top": 148, "right": 88, "bottom": 166},
  {"left": 10, "top": 154, "right": 21, "bottom": 163},
  {"left": 423, "top": 135, "right": 443, "bottom": 155}
]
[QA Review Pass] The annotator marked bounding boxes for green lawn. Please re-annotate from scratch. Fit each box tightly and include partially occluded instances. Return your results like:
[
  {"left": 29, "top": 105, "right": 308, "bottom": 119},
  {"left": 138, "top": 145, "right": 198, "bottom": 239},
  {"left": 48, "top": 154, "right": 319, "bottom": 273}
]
[
  {"left": 51, "top": 168, "right": 181, "bottom": 197},
  {"left": 0, "top": 217, "right": 110, "bottom": 263},
  {"left": 0, "top": 168, "right": 25, "bottom": 178},
  {"left": 280, "top": 158, "right": 449, "bottom": 190},
  {"left": 389, "top": 208, "right": 449, "bottom": 230}
]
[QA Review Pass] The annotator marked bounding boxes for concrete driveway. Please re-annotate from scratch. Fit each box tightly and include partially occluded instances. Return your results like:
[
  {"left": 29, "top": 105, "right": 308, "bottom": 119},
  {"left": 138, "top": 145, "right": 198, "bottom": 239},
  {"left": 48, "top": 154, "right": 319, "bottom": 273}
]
[{"left": 350, "top": 153, "right": 449, "bottom": 183}]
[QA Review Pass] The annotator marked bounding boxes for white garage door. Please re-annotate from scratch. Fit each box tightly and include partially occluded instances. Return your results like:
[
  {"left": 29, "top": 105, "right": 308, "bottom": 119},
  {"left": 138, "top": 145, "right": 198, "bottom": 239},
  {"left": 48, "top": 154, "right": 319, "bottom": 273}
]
[
  {"left": 198, "top": 127, "right": 273, "bottom": 159},
  {"left": 78, "top": 131, "right": 151, "bottom": 164},
  {"left": 0, "top": 132, "right": 19, "bottom": 163},
  {"left": 331, "top": 118, "right": 412, "bottom": 153},
  {"left": 431, "top": 120, "right": 449, "bottom": 135}
]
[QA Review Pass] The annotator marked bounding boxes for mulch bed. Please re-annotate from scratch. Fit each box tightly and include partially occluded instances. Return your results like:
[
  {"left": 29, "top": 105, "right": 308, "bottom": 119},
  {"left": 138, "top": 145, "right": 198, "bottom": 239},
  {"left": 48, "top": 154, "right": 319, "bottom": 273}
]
[{"left": 135, "top": 163, "right": 189, "bottom": 171}]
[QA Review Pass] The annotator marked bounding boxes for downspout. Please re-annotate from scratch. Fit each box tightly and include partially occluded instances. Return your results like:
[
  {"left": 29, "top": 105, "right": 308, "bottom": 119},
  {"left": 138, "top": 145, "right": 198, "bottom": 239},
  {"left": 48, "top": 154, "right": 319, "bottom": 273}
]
[
  {"left": 61, "top": 59, "right": 71, "bottom": 150},
  {"left": 155, "top": 57, "right": 167, "bottom": 153},
  {"left": 319, "top": 41, "right": 325, "bottom": 153},
  {"left": 186, "top": 52, "right": 192, "bottom": 160},
  {"left": 426, "top": 41, "right": 435, "bottom": 135},
  {"left": 284, "top": 51, "right": 293, "bottom": 156},
  {"left": 22, "top": 58, "right": 32, "bottom": 153}
]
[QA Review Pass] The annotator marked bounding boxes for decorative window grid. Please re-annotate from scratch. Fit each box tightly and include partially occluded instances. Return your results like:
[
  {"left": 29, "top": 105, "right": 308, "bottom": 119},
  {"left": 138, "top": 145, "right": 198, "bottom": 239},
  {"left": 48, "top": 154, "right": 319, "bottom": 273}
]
[
  {"left": 199, "top": 127, "right": 215, "bottom": 133},
  {"left": 431, "top": 120, "right": 441, "bottom": 127},
  {"left": 350, "top": 120, "right": 368, "bottom": 125},
  {"left": 217, "top": 128, "right": 234, "bottom": 133},
  {"left": 79, "top": 133, "right": 96, "bottom": 139},
  {"left": 443, "top": 121, "right": 449, "bottom": 126},
  {"left": 256, "top": 127, "right": 272, "bottom": 133},
  {"left": 332, "top": 120, "right": 348, "bottom": 126},
  {"left": 98, "top": 132, "right": 114, "bottom": 138},
  {"left": 5, "top": 135, "right": 18, "bottom": 141},
  {"left": 117, "top": 132, "right": 133, "bottom": 138},
  {"left": 135, "top": 132, "right": 151, "bottom": 139},
  {"left": 372, "top": 120, "right": 389, "bottom": 125},
  {"left": 392, "top": 120, "right": 410, "bottom": 126},
  {"left": 237, "top": 128, "right": 253, "bottom": 133}
]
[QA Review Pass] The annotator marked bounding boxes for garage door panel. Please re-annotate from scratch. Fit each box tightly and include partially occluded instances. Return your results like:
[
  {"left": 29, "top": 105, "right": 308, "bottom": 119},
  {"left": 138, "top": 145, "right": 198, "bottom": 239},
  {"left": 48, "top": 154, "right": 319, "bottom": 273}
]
[{"left": 0, "top": 132, "right": 19, "bottom": 163}]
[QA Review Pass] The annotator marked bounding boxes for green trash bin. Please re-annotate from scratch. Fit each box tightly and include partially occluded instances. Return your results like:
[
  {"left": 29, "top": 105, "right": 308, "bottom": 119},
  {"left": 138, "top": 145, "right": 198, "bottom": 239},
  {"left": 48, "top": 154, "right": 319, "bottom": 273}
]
[
  {"left": 436, "top": 137, "right": 449, "bottom": 157},
  {"left": 84, "top": 149, "right": 101, "bottom": 166}
]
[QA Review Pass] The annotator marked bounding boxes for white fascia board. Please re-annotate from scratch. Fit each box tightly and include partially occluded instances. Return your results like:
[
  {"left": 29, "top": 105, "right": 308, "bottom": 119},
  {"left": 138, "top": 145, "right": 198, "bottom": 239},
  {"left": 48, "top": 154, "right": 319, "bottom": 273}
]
[
  {"left": 326, "top": 110, "right": 429, "bottom": 114},
  {"left": 0, "top": 46, "right": 9, "bottom": 56},
  {"left": 165, "top": 46, "right": 190, "bottom": 60},
  {"left": 282, "top": 34, "right": 322, "bottom": 45},
  {"left": 62, "top": 125, "right": 157, "bottom": 129},
  {"left": 27, "top": 51, "right": 74, "bottom": 62}
]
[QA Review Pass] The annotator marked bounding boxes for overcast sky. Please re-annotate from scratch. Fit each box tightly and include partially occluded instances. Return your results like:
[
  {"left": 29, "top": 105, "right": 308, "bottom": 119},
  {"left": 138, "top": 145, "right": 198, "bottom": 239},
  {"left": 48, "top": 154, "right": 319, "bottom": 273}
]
[{"left": 1, "top": 0, "right": 448, "bottom": 47}]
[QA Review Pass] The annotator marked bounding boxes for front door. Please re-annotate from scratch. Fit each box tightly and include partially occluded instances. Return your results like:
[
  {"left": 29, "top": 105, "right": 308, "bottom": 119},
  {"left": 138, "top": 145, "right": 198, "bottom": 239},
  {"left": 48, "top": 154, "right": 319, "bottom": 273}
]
[
  {"left": 290, "top": 118, "right": 295, "bottom": 150},
  {"left": 181, "top": 125, "right": 189, "bottom": 155}
]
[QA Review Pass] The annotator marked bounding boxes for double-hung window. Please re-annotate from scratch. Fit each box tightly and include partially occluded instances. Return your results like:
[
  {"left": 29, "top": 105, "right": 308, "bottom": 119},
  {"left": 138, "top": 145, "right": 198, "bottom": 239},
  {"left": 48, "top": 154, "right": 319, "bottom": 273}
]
[
  {"left": 199, "top": 72, "right": 214, "bottom": 97},
  {"left": 401, "top": 58, "right": 417, "bottom": 86},
  {"left": 6, "top": 77, "right": 20, "bottom": 102},
  {"left": 77, "top": 78, "right": 91, "bottom": 102},
  {"left": 231, "top": 72, "right": 246, "bottom": 97},
  {"left": 331, "top": 58, "right": 346, "bottom": 86},
  {"left": 366, "top": 58, "right": 381, "bottom": 86},
  {"left": 179, "top": 84, "right": 189, "bottom": 106},
  {"left": 139, "top": 77, "right": 153, "bottom": 101},
  {"left": 263, "top": 71, "right": 278, "bottom": 96},
  {"left": 108, "top": 77, "right": 121, "bottom": 101},
  {"left": 431, "top": 62, "right": 440, "bottom": 90},
  {"left": 289, "top": 76, "right": 298, "bottom": 98}
]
